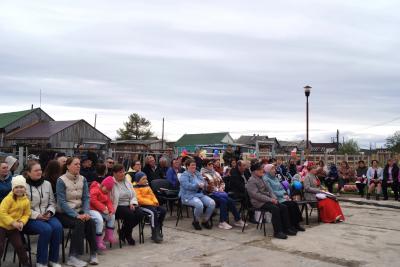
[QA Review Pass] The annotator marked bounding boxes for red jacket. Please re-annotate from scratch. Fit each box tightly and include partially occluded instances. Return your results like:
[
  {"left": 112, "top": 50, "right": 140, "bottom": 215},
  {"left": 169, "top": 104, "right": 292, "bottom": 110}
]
[{"left": 90, "top": 182, "right": 114, "bottom": 213}]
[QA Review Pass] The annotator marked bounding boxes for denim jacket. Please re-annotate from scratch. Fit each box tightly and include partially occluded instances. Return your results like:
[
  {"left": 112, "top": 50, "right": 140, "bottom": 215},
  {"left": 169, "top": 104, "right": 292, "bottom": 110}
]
[{"left": 179, "top": 170, "right": 205, "bottom": 201}]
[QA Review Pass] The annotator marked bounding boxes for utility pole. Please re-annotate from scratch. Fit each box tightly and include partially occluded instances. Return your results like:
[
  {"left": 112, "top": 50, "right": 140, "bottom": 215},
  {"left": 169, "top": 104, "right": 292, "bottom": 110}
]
[
  {"left": 94, "top": 114, "right": 97, "bottom": 128},
  {"left": 161, "top": 117, "right": 165, "bottom": 150}
]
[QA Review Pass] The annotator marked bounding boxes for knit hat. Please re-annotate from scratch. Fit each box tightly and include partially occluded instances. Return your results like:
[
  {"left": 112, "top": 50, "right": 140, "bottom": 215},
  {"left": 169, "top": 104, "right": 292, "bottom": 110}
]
[
  {"left": 134, "top": 172, "right": 147, "bottom": 183},
  {"left": 5, "top": 156, "right": 18, "bottom": 171},
  {"left": 263, "top": 164, "right": 275, "bottom": 173},
  {"left": 12, "top": 175, "right": 26, "bottom": 190},
  {"left": 101, "top": 176, "right": 115, "bottom": 191}
]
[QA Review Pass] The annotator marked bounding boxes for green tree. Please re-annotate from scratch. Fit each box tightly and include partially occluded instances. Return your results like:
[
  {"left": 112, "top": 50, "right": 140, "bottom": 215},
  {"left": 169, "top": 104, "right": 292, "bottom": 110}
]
[
  {"left": 386, "top": 131, "right": 400, "bottom": 153},
  {"left": 116, "top": 113, "right": 154, "bottom": 140},
  {"left": 338, "top": 139, "right": 360, "bottom": 154}
]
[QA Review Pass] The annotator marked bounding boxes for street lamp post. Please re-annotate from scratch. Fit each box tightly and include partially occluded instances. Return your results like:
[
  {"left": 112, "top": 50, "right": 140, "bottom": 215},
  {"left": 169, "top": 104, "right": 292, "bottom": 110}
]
[{"left": 304, "top": 85, "right": 311, "bottom": 156}]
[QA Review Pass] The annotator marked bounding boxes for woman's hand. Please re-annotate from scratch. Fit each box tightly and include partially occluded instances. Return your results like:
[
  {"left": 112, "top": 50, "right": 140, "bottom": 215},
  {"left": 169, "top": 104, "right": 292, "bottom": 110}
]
[{"left": 130, "top": 204, "right": 136, "bottom": 210}]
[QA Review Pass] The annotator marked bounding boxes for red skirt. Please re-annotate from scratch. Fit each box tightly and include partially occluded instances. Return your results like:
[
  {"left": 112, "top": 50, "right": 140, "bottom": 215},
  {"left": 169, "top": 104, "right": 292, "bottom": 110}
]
[{"left": 318, "top": 198, "right": 345, "bottom": 223}]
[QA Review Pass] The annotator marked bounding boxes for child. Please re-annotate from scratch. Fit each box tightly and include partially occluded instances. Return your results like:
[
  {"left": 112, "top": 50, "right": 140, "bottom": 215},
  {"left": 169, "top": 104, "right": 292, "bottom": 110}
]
[
  {"left": 0, "top": 175, "right": 31, "bottom": 267},
  {"left": 89, "top": 176, "right": 117, "bottom": 250},
  {"left": 133, "top": 172, "right": 166, "bottom": 243}
]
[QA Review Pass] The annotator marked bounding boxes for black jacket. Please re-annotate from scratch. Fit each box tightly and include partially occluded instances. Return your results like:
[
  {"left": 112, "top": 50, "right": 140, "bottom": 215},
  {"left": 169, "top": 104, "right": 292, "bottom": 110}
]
[
  {"left": 228, "top": 167, "right": 250, "bottom": 199},
  {"left": 143, "top": 164, "right": 157, "bottom": 183},
  {"left": 383, "top": 164, "right": 399, "bottom": 183}
]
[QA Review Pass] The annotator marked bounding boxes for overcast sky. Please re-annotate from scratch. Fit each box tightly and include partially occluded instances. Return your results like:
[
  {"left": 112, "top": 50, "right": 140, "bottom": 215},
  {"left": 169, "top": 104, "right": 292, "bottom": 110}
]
[{"left": 1, "top": 0, "right": 399, "bottom": 148}]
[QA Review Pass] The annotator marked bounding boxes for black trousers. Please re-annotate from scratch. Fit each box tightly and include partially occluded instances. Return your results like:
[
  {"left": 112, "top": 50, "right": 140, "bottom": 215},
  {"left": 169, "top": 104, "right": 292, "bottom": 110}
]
[
  {"left": 356, "top": 183, "right": 366, "bottom": 196},
  {"left": 115, "top": 206, "right": 144, "bottom": 237},
  {"left": 382, "top": 181, "right": 399, "bottom": 200},
  {"left": 0, "top": 228, "right": 29, "bottom": 265},
  {"left": 56, "top": 213, "right": 97, "bottom": 256},
  {"left": 260, "top": 202, "right": 290, "bottom": 234},
  {"left": 324, "top": 178, "right": 336, "bottom": 193},
  {"left": 282, "top": 201, "right": 303, "bottom": 226}
]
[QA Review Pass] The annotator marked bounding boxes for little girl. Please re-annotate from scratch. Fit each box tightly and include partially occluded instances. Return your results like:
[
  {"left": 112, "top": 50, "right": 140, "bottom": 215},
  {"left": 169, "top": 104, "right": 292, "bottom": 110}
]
[
  {"left": 89, "top": 176, "right": 116, "bottom": 250},
  {"left": 0, "top": 175, "right": 31, "bottom": 267}
]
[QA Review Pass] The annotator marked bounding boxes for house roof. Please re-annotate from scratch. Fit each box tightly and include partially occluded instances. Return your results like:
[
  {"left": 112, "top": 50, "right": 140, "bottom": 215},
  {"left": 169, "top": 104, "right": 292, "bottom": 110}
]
[
  {"left": 0, "top": 109, "right": 34, "bottom": 129},
  {"left": 236, "top": 135, "right": 269, "bottom": 145},
  {"left": 7, "top": 120, "right": 80, "bottom": 139},
  {"left": 111, "top": 139, "right": 163, "bottom": 145},
  {"left": 175, "top": 132, "right": 230, "bottom": 147},
  {"left": 0, "top": 108, "right": 54, "bottom": 130}
]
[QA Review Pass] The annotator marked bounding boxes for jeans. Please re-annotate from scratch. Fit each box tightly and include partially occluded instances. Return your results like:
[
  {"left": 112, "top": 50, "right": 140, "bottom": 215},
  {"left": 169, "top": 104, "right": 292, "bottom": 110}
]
[
  {"left": 210, "top": 193, "right": 241, "bottom": 223},
  {"left": 55, "top": 213, "right": 97, "bottom": 256},
  {"left": 182, "top": 195, "right": 215, "bottom": 222},
  {"left": 24, "top": 217, "right": 63, "bottom": 264},
  {"left": 89, "top": 210, "right": 116, "bottom": 235}
]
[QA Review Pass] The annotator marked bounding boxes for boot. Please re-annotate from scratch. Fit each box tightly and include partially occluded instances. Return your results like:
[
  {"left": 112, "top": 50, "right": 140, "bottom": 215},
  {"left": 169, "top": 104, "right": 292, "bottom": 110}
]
[
  {"left": 151, "top": 227, "right": 162, "bottom": 243},
  {"left": 96, "top": 235, "right": 106, "bottom": 250},
  {"left": 366, "top": 194, "right": 370, "bottom": 200},
  {"left": 104, "top": 228, "right": 117, "bottom": 244},
  {"left": 376, "top": 194, "right": 380, "bottom": 201}
]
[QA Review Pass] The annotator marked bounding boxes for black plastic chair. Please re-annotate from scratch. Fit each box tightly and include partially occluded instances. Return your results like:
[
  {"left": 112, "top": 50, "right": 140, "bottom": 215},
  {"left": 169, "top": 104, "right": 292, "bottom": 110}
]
[
  {"left": 151, "top": 179, "right": 180, "bottom": 216},
  {"left": 241, "top": 190, "right": 270, "bottom": 236}
]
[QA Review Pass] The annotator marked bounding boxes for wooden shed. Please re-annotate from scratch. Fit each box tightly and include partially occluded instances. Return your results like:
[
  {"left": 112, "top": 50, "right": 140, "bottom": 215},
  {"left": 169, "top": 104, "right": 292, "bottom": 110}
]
[{"left": 5, "top": 120, "right": 110, "bottom": 150}]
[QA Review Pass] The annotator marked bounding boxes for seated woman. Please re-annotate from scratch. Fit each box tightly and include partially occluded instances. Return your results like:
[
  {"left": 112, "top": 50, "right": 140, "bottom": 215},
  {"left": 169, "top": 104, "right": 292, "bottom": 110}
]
[
  {"left": 0, "top": 175, "right": 30, "bottom": 267},
  {"left": 111, "top": 164, "right": 144, "bottom": 245},
  {"left": 337, "top": 161, "right": 355, "bottom": 196},
  {"left": 133, "top": 172, "right": 166, "bottom": 243},
  {"left": 201, "top": 159, "right": 245, "bottom": 230},
  {"left": 179, "top": 159, "right": 216, "bottom": 230},
  {"left": 366, "top": 160, "right": 383, "bottom": 200},
  {"left": 304, "top": 162, "right": 345, "bottom": 223},
  {"left": 355, "top": 160, "right": 368, "bottom": 198},
  {"left": 56, "top": 157, "right": 98, "bottom": 267},
  {"left": 383, "top": 158, "right": 399, "bottom": 201},
  {"left": 25, "top": 162, "right": 62, "bottom": 267},
  {"left": 166, "top": 158, "right": 183, "bottom": 191},
  {"left": 263, "top": 164, "right": 305, "bottom": 232}
]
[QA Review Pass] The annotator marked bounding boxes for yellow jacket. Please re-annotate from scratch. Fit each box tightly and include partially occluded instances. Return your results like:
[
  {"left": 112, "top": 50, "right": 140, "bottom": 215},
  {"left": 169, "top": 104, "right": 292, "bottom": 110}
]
[
  {"left": 133, "top": 185, "right": 159, "bottom": 206},
  {"left": 0, "top": 192, "right": 31, "bottom": 230}
]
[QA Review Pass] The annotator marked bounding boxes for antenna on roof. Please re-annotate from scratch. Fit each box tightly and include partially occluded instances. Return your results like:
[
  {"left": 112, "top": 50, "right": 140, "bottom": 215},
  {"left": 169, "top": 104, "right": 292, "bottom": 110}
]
[{"left": 94, "top": 114, "right": 97, "bottom": 128}]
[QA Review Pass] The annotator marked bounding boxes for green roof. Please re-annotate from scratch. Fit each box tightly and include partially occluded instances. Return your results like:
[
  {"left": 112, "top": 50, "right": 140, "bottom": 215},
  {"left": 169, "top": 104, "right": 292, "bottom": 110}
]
[
  {"left": 175, "top": 132, "right": 230, "bottom": 147},
  {"left": 0, "top": 109, "right": 34, "bottom": 129}
]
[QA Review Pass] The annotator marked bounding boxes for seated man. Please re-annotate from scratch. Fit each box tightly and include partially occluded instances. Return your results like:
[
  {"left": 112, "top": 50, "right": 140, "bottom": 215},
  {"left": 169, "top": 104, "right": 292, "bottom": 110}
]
[
  {"left": 246, "top": 162, "right": 297, "bottom": 239},
  {"left": 229, "top": 160, "right": 250, "bottom": 200},
  {"left": 263, "top": 164, "right": 305, "bottom": 232}
]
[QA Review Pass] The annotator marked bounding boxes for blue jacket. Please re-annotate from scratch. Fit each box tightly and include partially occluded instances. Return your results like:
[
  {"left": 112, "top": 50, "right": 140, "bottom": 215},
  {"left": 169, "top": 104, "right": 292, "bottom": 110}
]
[
  {"left": 0, "top": 173, "right": 12, "bottom": 203},
  {"left": 179, "top": 170, "right": 205, "bottom": 201},
  {"left": 166, "top": 167, "right": 179, "bottom": 188},
  {"left": 263, "top": 173, "right": 286, "bottom": 203}
]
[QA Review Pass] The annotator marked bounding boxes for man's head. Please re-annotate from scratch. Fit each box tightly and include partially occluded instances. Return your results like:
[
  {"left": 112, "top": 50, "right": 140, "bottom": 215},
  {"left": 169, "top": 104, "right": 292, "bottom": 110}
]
[
  {"left": 146, "top": 156, "right": 156, "bottom": 167},
  {"left": 237, "top": 160, "right": 246, "bottom": 173},
  {"left": 106, "top": 157, "right": 114, "bottom": 169},
  {"left": 250, "top": 162, "right": 264, "bottom": 178},
  {"left": 0, "top": 161, "right": 9, "bottom": 178},
  {"left": 81, "top": 157, "right": 92, "bottom": 168},
  {"left": 159, "top": 158, "right": 167, "bottom": 168}
]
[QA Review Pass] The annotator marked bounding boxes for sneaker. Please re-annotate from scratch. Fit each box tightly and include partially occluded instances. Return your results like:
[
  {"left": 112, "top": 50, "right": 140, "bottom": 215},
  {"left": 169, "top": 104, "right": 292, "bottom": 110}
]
[
  {"left": 49, "top": 262, "right": 62, "bottom": 267},
  {"left": 36, "top": 263, "right": 47, "bottom": 267},
  {"left": 218, "top": 222, "right": 232, "bottom": 230},
  {"left": 67, "top": 256, "right": 87, "bottom": 267},
  {"left": 192, "top": 221, "right": 202, "bottom": 230},
  {"left": 233, "top": 220, "right": 247, "bottom": 227},
  {"left": 89, "top": 254, "right": 99, "bottom": 265}
]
